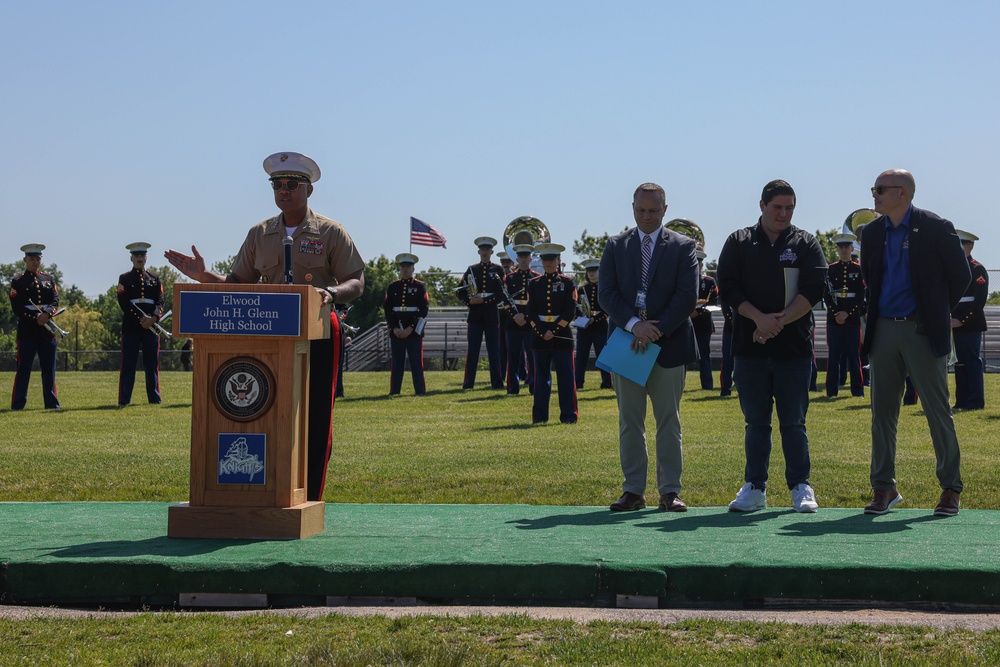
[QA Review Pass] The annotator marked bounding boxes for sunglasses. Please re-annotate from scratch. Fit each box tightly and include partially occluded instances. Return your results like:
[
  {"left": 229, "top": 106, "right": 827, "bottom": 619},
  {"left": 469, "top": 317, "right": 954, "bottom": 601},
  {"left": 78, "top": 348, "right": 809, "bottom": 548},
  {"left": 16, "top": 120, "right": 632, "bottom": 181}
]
[
  {"left": 871, "top": 185, "right": 903, "bottom": 195},
  {"left": 270, "top": 179, "right": 309, "bottom": 191}
]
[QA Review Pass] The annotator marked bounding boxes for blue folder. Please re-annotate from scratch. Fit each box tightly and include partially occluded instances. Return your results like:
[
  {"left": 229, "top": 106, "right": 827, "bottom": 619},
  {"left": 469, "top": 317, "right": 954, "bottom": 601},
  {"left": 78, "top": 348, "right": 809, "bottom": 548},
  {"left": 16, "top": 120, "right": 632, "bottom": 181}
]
[{"left": 595, "top": 327, "right": 660, "bottom": 386}]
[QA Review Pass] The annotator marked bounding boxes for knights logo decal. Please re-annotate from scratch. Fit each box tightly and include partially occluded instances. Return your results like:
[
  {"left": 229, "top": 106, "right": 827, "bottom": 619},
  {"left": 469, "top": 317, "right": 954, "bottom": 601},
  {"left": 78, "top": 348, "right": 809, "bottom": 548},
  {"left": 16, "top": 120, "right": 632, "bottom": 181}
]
[
  {"left": 212, "top": 356, "right": 276, "bottom": 422},
  {"left": 218, "top": 434, "right": 266, "bottom": 485}
]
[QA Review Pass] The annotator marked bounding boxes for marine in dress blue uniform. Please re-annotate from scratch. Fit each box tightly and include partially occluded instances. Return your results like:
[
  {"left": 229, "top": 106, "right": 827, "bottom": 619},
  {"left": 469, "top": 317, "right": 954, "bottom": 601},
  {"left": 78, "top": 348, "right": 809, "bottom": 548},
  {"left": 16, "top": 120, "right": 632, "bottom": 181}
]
[
  {"left": 527, "top": 243, "right": 578, "bottom": 424},
  {"left": 502, "top": 244, "right": 539, "bottom": 394},
  {"left": 691, "top": 249, "right": 718, "bottom": 390},
  {"left": 9, "top": 244, "right": 61, "bottom": 410},
  {"left": 951, "top": 230, "right": 988, "bottom": 410},
  {"left": 384, "top": 253, "right": 429, "bottom": 395},
  {"left": 117, "top": 242, "right": 165, "bottom": 406},
  {"left": 574, "top": 258, "right": 612, "bottom": 389},
  {"left": 458, "top": 237, "right": 505, "bottom": 389},
  {"left": 823, "top": 233, "right": 866, "bottom": 397},
  {"left": 495, "top": 251, "right": 514, "bottom": 383}
]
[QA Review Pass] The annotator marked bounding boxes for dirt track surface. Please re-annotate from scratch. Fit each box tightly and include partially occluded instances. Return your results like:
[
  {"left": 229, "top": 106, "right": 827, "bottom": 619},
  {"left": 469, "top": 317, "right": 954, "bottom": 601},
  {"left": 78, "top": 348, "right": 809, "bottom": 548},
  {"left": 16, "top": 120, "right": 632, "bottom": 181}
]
[{"left": 3, "top": 605, "right": 1000, "bottom": 631}]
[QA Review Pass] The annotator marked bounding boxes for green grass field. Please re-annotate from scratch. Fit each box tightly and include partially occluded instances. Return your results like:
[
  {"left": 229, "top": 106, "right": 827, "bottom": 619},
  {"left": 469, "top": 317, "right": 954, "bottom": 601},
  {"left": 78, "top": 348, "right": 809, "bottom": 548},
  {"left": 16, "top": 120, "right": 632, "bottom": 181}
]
[
  {"left": 2, "top": 370, "right": 999, "bottom": 666},
  {"left": 1, "top": 370, "right": 997, "bottom": 510}
]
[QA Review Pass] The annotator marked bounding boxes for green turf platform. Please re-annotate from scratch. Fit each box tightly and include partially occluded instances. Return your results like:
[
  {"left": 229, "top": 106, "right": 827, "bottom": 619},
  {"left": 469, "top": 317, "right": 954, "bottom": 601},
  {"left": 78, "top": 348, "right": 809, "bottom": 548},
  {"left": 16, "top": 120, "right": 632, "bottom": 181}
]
[{"left": 2, "top": 502, "right": 999, "bottom": 606}]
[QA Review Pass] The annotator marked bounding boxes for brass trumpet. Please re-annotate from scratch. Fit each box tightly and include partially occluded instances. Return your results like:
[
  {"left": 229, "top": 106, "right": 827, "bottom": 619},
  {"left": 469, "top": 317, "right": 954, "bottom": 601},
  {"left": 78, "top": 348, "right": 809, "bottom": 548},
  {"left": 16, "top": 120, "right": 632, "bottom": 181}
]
[
  {"left": 132, "top": 303, "right": 173, "bottom": 339},
  {"left": 578, "top": 288, "right": 593, "bottom": 318},
  {"left": 28, "top": 299, "right": 69, "bottom": 338}
]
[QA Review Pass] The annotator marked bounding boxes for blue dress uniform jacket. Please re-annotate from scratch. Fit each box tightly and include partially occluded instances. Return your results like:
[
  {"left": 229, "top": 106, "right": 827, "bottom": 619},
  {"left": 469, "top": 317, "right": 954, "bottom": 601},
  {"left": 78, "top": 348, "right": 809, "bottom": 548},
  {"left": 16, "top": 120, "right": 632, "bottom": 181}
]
[
  {"left": 458, "top": 262, "right": 505, "bottom": 326},
  {"left": 502, "top": 269, "right": 539, "bottom": 393},
  {"left": 824, "top": 260, "right": 865, "bottom": 324},
  {"left": 384, "top": 278, "right": 429, "bottom": 334},
  {"left": 117, "top": 268, "right": 165, "bottom": 335},
  {"left": 527, "top": 273, "right": 578, "bottom": 351},
  {"left": 10, "top": 270, "right": 59, "bottom": 342},
  {"left": 9, "top": 270, "right": 60, "bottom": 409},
  {"left": 502, "top": 269, "right": 537, "bottom": 333},
  {"left": 952, "top": 258, "right": 988, "bottom": 335},
  {"left": 527, "top": 271, "right": 578, "bottom": 423},
  {"left": 691, "top": 274, "right": 718, "bottom": 337}
]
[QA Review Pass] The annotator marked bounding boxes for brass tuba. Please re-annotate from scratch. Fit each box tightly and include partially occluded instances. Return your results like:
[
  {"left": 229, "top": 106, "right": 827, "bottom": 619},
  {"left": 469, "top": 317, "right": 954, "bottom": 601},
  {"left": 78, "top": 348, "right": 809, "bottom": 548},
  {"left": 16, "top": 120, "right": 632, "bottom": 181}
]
[
  {"left": 664, "top": 218, "right": 706, "bottom": 253},
  {"left": 502, "top": 216, "right": 550, "bottom": 265},
  {"left": 842, "top": 208, "right": 878, "bottom": 250}
]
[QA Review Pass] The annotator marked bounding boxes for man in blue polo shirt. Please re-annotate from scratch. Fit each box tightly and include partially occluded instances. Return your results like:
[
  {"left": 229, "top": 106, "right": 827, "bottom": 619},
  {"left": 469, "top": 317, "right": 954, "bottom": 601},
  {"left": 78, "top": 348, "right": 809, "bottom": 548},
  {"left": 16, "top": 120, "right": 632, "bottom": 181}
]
[{"left": 859, "top": 169, "right": 971, "bottom": 517}]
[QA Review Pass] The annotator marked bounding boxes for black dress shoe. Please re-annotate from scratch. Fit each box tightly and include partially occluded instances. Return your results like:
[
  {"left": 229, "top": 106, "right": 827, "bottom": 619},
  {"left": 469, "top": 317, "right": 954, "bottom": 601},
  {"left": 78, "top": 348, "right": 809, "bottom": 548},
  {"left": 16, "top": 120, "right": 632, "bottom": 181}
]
[
  {"left": 610, "top": 492, "right": 646, "bottom": 512},
  {"left": 658, "top": 492, "right": 688, "bottom": 512}
]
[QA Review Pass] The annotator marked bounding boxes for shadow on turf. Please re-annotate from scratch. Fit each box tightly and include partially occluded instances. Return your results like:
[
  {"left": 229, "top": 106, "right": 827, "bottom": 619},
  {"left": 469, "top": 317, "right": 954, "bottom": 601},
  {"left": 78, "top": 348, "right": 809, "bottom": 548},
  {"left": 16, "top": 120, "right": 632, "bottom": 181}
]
[
  {"left": 509, "top": 508, "right": 945, "bottom": 537},
  {"left": 45, "top": 536, "right": 260, "bottom": 559}
]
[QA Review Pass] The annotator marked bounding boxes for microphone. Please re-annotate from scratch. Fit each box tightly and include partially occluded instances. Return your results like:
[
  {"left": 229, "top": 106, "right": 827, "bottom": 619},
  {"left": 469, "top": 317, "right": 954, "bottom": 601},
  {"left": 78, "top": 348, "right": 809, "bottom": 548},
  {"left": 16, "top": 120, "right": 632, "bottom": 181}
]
[{"left": 283, "top": 236, "right": 294, "bottom": 285}]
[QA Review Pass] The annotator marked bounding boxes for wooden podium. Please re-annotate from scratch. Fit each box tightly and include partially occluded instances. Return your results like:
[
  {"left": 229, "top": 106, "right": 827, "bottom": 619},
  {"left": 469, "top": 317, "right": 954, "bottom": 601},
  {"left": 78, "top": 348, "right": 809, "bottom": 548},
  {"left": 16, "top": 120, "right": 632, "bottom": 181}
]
[{"left": 168, "top": 284, "right": 330, "bottom": 539}]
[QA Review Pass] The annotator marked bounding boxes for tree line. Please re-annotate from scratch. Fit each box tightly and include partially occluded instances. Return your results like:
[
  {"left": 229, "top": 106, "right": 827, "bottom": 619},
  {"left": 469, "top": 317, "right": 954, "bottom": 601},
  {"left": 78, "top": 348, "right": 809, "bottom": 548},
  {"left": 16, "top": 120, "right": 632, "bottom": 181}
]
[{"left": 3, "top": 228, "right": 995, "bottom": 350}]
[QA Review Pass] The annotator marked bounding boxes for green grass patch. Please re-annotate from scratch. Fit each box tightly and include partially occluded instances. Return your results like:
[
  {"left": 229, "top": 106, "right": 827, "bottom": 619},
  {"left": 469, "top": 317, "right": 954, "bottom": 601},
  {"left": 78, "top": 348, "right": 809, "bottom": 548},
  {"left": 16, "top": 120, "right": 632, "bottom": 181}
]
[
  {"left": 1, "top": 371, "right": 998, "bottom": 510},
  {"left": 2, "top": 613, "right": 1000, "bottom": 666}
]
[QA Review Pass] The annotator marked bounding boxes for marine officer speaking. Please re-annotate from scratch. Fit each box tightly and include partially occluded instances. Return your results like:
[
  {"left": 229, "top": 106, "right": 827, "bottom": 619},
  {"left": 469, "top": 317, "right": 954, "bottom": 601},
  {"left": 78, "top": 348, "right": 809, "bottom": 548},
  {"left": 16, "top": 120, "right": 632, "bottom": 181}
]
[
  {"left": 165, "top": 151, "right": 365, "bottom": 502},
  {"left": 9, "top": 244, "right": 62, "bottom": 410},
  {"left": 117, "top": 242, "right": 166, "bottom": 406}
]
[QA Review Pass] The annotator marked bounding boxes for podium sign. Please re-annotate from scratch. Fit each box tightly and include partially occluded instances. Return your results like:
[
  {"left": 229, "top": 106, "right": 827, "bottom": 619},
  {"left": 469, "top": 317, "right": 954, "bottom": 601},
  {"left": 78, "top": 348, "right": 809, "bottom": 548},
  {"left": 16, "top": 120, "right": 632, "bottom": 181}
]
[
  {"left": 176, "top": 291, "right": 303, "bottom": 336},
  {"left": 168, "top": 283, "right": 329, "bottom": 540}
]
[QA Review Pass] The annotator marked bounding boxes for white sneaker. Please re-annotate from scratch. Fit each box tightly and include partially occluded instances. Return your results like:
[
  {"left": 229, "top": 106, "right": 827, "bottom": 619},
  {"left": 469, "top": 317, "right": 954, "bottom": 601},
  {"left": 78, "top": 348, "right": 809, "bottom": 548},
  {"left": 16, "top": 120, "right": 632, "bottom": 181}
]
[
  {"left": 792, "top": 483, "right": 819, "bottom": 513},
  {"left": 728, "top": 483, "right": 766, "bottom": 512}
]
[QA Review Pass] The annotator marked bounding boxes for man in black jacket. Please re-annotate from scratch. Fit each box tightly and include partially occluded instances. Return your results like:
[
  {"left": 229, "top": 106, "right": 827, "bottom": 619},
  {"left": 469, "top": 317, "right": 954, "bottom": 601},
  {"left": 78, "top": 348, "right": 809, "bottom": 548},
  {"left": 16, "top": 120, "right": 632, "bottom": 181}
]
[
  {"left": 717, "top": 180, "right": 827, "bottom": 514},
  {"left": 860, "top": 169, "right": 971, "bottom": 517}
]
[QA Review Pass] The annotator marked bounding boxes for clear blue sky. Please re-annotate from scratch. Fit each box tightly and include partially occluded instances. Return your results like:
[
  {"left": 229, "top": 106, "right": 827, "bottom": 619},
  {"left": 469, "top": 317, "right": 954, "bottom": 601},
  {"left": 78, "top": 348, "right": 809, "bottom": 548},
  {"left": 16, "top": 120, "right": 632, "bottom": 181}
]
[{"left": 3, "top": 1, "right": 997, "bottom": 297}]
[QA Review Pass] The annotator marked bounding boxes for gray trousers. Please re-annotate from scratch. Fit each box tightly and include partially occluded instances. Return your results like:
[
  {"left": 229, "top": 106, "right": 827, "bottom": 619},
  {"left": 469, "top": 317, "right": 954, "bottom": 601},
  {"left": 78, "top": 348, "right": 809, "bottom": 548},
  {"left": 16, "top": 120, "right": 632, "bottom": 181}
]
[
  {"left": 869, "top": 319, "right": 963, "bottom": 492},
  {"left": 614, "top": 363, "right": 686, "bottom": 496}
]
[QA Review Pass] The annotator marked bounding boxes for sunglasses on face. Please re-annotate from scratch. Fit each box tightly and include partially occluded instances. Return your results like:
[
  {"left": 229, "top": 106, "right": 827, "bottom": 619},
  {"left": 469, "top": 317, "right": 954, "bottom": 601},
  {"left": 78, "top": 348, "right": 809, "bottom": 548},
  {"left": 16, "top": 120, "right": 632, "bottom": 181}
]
[
  {"left": 871, "top": 185, "right": 903, "bottom": 195},
  {"left": 270, "top": 179, "right": 309, "bottom": 191}
]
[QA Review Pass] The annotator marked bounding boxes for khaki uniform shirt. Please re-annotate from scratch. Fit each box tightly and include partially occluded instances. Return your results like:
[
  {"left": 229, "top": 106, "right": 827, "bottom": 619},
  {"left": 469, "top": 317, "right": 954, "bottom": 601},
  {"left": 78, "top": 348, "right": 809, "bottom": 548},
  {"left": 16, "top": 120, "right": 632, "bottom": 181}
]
[{"left": 230, "top": 208, "right": 365, "bottom": 287}]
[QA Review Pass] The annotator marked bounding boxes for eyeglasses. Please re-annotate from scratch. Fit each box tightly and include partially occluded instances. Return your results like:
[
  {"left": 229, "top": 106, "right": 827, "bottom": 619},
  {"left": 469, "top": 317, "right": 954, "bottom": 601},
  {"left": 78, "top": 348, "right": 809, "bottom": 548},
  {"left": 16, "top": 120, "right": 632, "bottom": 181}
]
[
  {"left": 270, "top": 179, "right": 309, "bottom": 191},
  {"left": 871, "top": 185, "right": 903, "bottom": 195}
]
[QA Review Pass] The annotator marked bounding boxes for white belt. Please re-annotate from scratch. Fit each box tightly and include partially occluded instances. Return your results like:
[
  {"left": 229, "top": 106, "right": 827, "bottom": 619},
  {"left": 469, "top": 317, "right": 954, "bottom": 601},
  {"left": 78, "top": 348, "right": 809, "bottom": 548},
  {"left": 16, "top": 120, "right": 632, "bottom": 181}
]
[
  {"left": 835, "top": 292, "right": 858, "bottom": 298},
  {"left": 130, "top": 298, "right": 156, "bottom": 305},
  {"left": 537, "top": 315, "right": 558, "bottom": 323},
  {"left": 958, "top": 296, "right": 975, "bottom": 303},
  {"left": 392, "top": 306, "right": 420, "bottom": 312},
  {"left": 514, "top": 299, "right": 528, "bottom": 306},
  {"left": 25, "top": 304, "right": 53, "bottom": 312}
]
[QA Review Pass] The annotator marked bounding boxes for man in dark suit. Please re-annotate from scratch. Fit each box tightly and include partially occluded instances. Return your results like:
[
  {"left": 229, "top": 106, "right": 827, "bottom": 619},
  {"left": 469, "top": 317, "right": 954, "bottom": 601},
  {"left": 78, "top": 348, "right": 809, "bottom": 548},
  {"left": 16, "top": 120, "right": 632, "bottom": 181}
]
[
  {"left": 599, "top": 182, "right": 699, "bottom": 512},
  {"left": 860, "top": 169, "right": 971, "bottom": 517}
]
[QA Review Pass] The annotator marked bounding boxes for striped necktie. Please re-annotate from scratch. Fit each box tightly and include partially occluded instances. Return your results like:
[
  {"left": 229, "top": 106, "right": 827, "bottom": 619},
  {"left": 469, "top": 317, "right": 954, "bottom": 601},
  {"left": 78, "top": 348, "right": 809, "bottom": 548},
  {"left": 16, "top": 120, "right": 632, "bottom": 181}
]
[{"left": 640, "top": 234, "right": 653, "bottom": 286}]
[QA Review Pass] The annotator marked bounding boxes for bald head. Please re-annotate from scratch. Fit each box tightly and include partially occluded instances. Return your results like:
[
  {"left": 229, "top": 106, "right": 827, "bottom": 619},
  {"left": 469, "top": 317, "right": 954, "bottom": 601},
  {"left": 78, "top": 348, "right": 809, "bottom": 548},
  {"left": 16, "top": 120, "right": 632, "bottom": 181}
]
[
  {"left": 873, "top": 169, "right": 916, "bottom": 222},
  {"left": 879, "top": 169, "right": 916, "bottom": 197}
]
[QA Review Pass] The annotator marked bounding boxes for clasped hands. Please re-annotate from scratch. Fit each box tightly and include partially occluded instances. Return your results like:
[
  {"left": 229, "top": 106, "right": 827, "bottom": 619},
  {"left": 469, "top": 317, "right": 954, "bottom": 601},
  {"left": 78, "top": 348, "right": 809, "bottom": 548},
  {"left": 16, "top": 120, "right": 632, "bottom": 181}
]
[
  {"left": 630, "top": 320, "right": 662, "bottom": 352},
  {"left": 752, "top": 312, "right": 785, "bottom": 345}
]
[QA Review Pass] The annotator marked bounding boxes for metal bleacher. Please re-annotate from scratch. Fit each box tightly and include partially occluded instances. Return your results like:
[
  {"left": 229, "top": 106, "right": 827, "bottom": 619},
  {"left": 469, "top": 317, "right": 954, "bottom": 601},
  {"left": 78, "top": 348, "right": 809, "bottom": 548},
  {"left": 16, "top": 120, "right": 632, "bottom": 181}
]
[{"left": 344, "top": 305, "right": 1000, "bottom": 373}]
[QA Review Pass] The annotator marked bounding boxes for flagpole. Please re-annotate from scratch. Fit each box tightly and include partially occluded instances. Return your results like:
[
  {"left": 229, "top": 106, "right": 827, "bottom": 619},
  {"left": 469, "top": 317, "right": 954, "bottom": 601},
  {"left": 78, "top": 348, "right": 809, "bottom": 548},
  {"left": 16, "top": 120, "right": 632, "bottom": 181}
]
[{"left": 408, "top": 216, "right": 412, "bottom": 253}]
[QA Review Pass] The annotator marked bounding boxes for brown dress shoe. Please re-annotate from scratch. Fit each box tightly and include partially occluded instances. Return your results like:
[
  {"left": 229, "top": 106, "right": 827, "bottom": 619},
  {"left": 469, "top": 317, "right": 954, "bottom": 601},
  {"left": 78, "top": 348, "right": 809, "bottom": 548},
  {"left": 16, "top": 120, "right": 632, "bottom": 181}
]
[
  {"left": 610, "top": 492, "right": 646, "bottom": 512},
  {"left": 863, "top": 489, "right": 903, "bottom": 515},
  {"left": 933, "top": 488, "right": 960, "bottom": 517},
  {"left": 658, "top": 492, "right": 688, "bottom": 512}
]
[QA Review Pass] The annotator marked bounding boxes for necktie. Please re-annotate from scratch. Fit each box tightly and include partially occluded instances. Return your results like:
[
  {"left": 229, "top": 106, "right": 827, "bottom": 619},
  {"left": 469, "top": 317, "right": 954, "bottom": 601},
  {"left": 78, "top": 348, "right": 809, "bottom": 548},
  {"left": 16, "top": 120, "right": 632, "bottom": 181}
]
[{"left": 641, "top": 234, "right": 653, "bottom": 287}]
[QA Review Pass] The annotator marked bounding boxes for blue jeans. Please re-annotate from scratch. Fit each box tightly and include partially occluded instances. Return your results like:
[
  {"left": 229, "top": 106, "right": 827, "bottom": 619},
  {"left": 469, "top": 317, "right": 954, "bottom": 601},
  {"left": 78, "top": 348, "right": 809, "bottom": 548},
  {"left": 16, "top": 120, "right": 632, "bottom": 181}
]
[{"left": 733, "top": 356, "right": 812, "bottom": 490}]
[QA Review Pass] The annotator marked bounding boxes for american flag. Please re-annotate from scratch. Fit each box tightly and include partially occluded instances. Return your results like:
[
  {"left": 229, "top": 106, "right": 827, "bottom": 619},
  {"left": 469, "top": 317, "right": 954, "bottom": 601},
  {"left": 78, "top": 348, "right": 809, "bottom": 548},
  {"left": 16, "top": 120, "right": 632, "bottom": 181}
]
[{"left": 410, "top": 217, "right": 447, "bottom": 248}]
